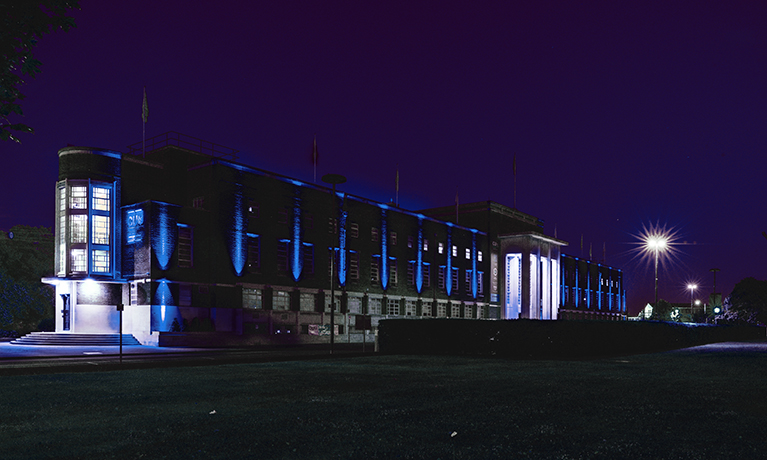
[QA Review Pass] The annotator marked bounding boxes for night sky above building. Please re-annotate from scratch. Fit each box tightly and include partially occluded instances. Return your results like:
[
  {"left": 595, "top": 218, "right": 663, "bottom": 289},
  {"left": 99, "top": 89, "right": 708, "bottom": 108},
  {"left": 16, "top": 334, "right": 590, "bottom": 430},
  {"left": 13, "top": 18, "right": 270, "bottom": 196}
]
[{"left": 3, "top": 0, "right": 766, "bottom": 315}]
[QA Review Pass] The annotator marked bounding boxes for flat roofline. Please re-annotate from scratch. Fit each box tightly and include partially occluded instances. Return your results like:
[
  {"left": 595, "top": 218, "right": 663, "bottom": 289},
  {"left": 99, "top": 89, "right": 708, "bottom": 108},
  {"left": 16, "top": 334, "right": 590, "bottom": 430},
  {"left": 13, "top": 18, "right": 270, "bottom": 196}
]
[{"left": 497, "top": 232, "right": 568, "bottom": 247}]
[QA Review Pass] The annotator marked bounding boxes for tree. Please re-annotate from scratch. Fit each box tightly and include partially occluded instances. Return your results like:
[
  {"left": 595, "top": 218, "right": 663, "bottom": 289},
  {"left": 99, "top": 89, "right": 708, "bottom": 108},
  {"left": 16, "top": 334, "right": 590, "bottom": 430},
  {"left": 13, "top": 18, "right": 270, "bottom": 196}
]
[
  {"left": 649, "top": 299, "right": 674, "bottom": 321},
  {"left": 1, "top": 1, "right": 80, "bottom": 142},
  {"left": 719, "top": 277, "right": 767, "bottom": 326},
  {"left": 0, "top": 226, "right": 54, "bottom": 334}
]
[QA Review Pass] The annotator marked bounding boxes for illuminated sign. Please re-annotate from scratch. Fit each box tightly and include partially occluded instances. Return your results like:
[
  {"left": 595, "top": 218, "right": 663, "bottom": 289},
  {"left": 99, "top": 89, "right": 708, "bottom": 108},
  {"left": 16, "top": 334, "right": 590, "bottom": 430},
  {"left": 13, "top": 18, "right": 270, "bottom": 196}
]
[{"left": 126, "top": 209, "right": 144, "bottom": 244}]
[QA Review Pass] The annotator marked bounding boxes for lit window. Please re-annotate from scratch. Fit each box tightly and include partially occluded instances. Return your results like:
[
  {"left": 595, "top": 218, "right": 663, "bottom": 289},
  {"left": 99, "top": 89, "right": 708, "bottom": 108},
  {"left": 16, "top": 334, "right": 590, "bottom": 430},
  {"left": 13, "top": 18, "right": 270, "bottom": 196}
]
[
  {"left": 328, "top": 217, "right": 337, "bottom": 233},
  {"left": 371, "top": 227, "right": 379, "bottom": 242},
  {"left": 478, "top": 251, "right": 483, "bottom": 262},
  {"left": 451, "top": 303, "right": 461, "bottom": 318},
  {"left": 391, "top": 232, "right": 397, "bottom": 246},
  {"left": 299, "top": 292, "right": 315, "bottom": 311},
  {"left": 389, "top": 259, "right": 398, "bottom": 286},
  {"left": 387, "top": 298, "right": 400, "bottom": 316},
  {"left": 350, "top": 223, "right": 359, "bottom": 238},
  {"left": 452, "top": 245, "right": 457, "bottom": 257},
  {"left": 465, "top": 248, "right": 471, "bottom": 259},
  {"left": 243, "top": 288, "right": 263, "bottom": 308},
  {"left": 92, "top": 250, "right": 110, "bottom": 273},
  {"left": 247, "top": 235, "right": 260, "bottom": 270},
  {"left": 370, "top": 257, "right": 380, "bottom": 282},
  {"left": 92, "top": 215, "right": 110, "bottom": 245},
  {"left": 71, "top": 249, "right": 86, "bottom": 272},
  {"left": 273, "top": 291, "right": 290, "bottom": 310},
  {"left": 349, "top": 252, "right": 359, "bottom": 280},
  {"left": 438, "top": 242, "right": 444, "bottom": 254},
  {"left": 405, "top": 300, "right": 416, "bottom": 316},
  {"left": 70, "top": 215, "right": 87, "bottom": 243},
  {"left": 92, "top": 187, "right": 110, "bottom": 211},
  {"left": 70, "top": 186, "right": 87, "bottom": 209},
  {"left": 423, "top": 239, "right": 429, "bottom": 251},
  {"left": 248, "top": 201, "right": 259, "bottom": 218},
  {"left": 407, "top": 236, "right": 413, "bottom": 248}
]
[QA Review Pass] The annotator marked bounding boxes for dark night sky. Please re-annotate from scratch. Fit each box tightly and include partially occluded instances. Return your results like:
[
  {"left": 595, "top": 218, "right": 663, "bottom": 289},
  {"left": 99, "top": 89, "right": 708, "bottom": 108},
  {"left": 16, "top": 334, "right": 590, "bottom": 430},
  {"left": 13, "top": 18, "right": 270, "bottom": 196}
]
[{"left": 3, "top": 0, "right": 766, "bottom": 315}]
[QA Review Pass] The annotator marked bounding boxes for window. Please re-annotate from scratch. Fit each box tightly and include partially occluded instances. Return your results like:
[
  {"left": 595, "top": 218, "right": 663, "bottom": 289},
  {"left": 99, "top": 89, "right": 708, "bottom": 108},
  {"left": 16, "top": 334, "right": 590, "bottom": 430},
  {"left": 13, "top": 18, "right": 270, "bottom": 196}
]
[
  {"left": 71, "top": 249, "right": 86, "bottom": 272},
  {"left": 300, "top": 292, "right": 315, "bottom": 311},
  {"left": 92, "top": 187, "right": 110, "bottom": 211},
  {"left": 478, "top": 271, "right": 484, "bottom": 296},
  {"left": 303, "top": 244, "right": 314, "bottom": 275},
  {"left": 437, "top": 301, "right": 447, "bottom": 318},
  {"left": 477, "top": 304, "right": 485, "bottom": 319},
  {"left": 465, "top": 248, "right": 471, "bottom": 259},
  {"left": 70, "top": 215, "right": 87, "bottom": 243},
  {"left": 243, "top": 288, "right": 263, "bottom": 308},
  {"left": 248, "top": 201, "right": 259, "bottom": 218},
  {"left": 465, "top": 270, "right": 473, "bottom": 294},
  {"left": 423, "top": 239, "right": 429, "bottom": 251},
  {"left": 92, "top": 250, "right": 109, "bottom": 273},
  {"left": 452, "top": 245, "right": 458, "bottom": 257},
  {"left": 70, "top": 186, "right": 87, "bottom": 209},
  {"left": 350, "top": 223, "right": 359, "bottom": 238},
  {"left": 478, "top": 251, "right": 483, "bottom": 262},
  {"left": 387, "top": 298, "right": 400, "bottom": 316},
  {"left": 277, "top": 241, "right": 289, "bottom": 274},
  {"left": 247, "top": 235, "right": 260, "bottom": 270},
  {"left": 273, "top": 291, "right": 290, "bottom": 310},
  {"left": 389, "top": 259, "right": 398, "bottom": 286},
  {"left": 304, "top": 214, "right": 313, "bottom": 230},
  {"left": 422, "top": 264, "right": 431, "bottom": 288},
  {"left": 390, "top": 232, "right": 397, "bottom": 246},
  {"left": 371, "top": 227, "right": 379, "bottom": 242},
  {"left": 278, "top": 209, "right": 288, "bottom": 224},
  {"left": 179, "top": 285, "right": 191, "bottom": 306},
  {"left": 451, "top": 303, "right": 461, "bottom": 318},
  {"left": 91, "top": 215, "right": 110, "bottom": 245},
  {"left": 328, "top": 217, "right": 337, "bottom": 234},
  {"left": 192, "top": 196, "right": 205, "bottom": 209},
  {"left": 370, "top": 257, "right": 380, "bottom": 282},
  {"left": 349, "top": 251, "right": 359, "bottom": 280},
  {"left": 348, "top": 297, "right": 362, "bottom": 314},
  {"left": 438, "top": 242, "right": 444, "bottom": 254},
  {"left": 407, "top": 262, "right": 415, "bottom": 286},
  {"left": 368, "top": 298, "right": 382, "bottom": 315},
  {"left": 131, "top": 283, "right": 139, "bottom": 306},
  {"left": 178, "top": 226, "right": 193, "bottom": 268},
  {"left": 407, "top": 236, "right": 413, "bottom": 248},
  {"left": 452, "top": 267, "right": 459, "bottom": 292},
  {"left": 405, "top": 300, "right": 416, "bottom": 316},
  {"left": 422, "top": 301, "right": 432, "bottom": 317},
  {"left": 438, "top": 266, "right": 446, "bottom": 290}
]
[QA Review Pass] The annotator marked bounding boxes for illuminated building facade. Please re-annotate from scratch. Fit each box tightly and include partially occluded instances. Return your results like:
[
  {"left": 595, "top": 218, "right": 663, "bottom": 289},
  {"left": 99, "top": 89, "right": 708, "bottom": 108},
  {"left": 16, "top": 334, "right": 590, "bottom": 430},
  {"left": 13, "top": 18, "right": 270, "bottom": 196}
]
[
  {"left": 558, "top": 254, "right": 626, "bottom": 320},
  {"left": 44, "top": 133, "right": 622, "bottom": 346}
]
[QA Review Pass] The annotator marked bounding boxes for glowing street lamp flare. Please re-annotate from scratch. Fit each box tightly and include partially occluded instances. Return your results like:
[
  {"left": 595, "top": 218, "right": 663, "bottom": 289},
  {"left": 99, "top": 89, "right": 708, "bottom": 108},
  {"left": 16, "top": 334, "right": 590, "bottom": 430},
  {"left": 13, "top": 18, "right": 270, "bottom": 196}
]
[
  {"left": 687, "top": 283, "right": 697, "bottom": 317},
  {"left": 640, "top": 227, "right": 672, "bottom": 309}
]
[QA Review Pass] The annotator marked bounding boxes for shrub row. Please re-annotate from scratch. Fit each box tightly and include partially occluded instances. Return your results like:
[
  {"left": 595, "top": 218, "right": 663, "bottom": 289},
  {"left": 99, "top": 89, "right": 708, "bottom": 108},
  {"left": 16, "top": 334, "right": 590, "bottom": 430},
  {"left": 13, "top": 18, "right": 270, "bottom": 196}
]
[{"left": 377, "top": 319, "right": 766, "bottom": 358}]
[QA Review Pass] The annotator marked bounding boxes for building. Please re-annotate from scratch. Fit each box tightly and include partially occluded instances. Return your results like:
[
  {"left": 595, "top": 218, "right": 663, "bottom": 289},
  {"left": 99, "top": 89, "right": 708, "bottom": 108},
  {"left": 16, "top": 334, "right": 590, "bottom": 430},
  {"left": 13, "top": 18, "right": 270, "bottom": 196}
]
[
  {"left": 43, "top": 132, "right": 624, "bottom": 346},
  {"left": 558, "top": 254, "right": 626, "bottom": 321}
]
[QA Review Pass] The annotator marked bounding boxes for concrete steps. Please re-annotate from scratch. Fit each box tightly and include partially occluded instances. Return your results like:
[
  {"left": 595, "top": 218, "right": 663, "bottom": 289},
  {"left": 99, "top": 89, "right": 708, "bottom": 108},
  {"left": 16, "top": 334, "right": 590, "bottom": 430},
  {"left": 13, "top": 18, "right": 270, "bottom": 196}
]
[{"left": 11, "top": 332, "right": 141, "bottom": 346}]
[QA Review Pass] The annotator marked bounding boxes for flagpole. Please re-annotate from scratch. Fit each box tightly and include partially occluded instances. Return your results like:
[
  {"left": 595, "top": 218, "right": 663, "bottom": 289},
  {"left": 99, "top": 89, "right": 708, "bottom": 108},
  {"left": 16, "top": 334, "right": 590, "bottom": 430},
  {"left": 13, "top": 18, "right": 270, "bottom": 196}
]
[
  {"left": 142, "top": 86, "right": 148, "bottom": 158},
  {"left": 313, "top": 134, "right": 318, "bottom": 183},
  {"left": 395, "top": 164, "right": 399, "bottom": 207},
  {"left": 513, "top": 153, "right": 517, "bottom": 209}
]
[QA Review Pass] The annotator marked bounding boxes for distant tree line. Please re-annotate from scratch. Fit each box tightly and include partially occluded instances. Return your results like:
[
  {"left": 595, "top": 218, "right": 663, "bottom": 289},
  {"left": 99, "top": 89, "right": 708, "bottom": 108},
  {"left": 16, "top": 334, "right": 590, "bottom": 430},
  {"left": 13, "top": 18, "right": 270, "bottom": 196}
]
[{"left": 0, "top": 226, "right": 54, "bottom": 335}]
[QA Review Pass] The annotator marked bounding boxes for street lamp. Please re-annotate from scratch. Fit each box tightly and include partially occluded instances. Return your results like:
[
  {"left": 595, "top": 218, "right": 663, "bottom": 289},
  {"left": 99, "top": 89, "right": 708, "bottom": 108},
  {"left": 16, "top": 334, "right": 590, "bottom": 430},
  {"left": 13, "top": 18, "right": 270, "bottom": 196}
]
[
  {"left": 644, "top": 233, "right": 669, "bottom": 309},
  {"left": 687, "top": 283, "right": 697, "bottom": 320},
  {"left": 322, "top": 173, "right": 346, "bottom": 355}
]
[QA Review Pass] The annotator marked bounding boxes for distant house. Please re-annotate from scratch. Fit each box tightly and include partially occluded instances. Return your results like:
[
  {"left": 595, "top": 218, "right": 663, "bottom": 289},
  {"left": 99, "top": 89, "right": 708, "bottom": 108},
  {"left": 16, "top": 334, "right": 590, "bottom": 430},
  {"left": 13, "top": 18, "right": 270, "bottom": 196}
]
[{"left": 43, "top": 132, "right": 626, "bottom": 346}]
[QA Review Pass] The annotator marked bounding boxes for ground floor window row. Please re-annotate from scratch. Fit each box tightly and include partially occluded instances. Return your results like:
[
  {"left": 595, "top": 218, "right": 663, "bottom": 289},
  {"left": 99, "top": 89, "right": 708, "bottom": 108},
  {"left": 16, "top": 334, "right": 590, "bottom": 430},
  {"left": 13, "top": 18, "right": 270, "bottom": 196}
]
[
  {"left": 242, "top": 287, "right": 488, "bottom": 319},
  {"left": 561, "top": 286, "right": 625, "bottom": 312}
]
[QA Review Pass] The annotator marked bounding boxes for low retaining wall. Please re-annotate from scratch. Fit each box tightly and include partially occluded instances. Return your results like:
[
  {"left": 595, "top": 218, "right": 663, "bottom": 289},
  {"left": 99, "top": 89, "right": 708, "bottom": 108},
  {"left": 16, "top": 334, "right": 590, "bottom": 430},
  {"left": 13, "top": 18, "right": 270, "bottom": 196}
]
[{"left": 377, "top": 319, "right": 766, "bottom": 358}]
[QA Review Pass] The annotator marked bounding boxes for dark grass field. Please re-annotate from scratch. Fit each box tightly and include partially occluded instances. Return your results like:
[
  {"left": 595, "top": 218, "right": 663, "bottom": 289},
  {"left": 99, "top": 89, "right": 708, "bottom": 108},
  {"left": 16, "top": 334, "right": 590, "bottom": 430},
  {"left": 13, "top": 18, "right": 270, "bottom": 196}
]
[{"left": 2, "top": 347, "right": 767, "bottom": 459}]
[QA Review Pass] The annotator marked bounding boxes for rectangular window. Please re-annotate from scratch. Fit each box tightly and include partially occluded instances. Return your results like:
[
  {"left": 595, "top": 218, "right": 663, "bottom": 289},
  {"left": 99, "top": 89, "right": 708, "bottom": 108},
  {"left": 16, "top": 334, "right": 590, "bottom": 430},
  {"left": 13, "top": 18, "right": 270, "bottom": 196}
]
[
  {"left": 438, "top": 242, "right": 444, "bottom": 254},
  {"left": 478, "top": 271, "right": 484, "bottom": 296},
  {"left": 390, "top": 232, "right": 397, "bottom": 246},
  {"left": 452, "top": 245, "right": 458, "bottom": 257},
  {"left": 370, "top": 257, "right": 380, "bottom": 282},
  {"left": 273, "top": 291, "right": 290, "bottom": 310},
  {"left": 465, "top": 248, "right": 471, "bottom": 259},
  {"left": 465, "top": 270, "right": 473, "bottom": 294},
  {"left": 350, "top": 223, "right": 359, "bottom": 238},
  {"left": 247, "top": 235, "right": 260, "bottom": 270},
  {"left": 71, "top": 249, "right": 86, "bottom": 272},
  {"left": 92, "top": 250, "right": 110, "bottom": 273},
  {"left": 389, "top": 259, "right": 398, "bottom": 286},
  {"left": 423, "top": 239, "right": 429, "bottom": 251},
  {"left": 243, "top": 288, "right": 263, "bottom": 308},
  {"left": 59, "top": 186, "right": 67, "bottom": 212},
  {"left": 478, "top": 251, "right": 483, "bottom": 262},
  {"left": 405, "top": 299, "right": 417, "bottom": 316},
  {"left": 422, "top": 263, "right": 430, "bottom": 288},
  {"left": 299, "top": 292, "right": 315, "bottom": 311},
  {"left": 278, "top": 209, "right": 288, "bottom": 224},
  {"left": 70, "top": 214, "right": 87, "bottom": 243},
  {"left": 179, "top": 285, "right": 191, "bottom": 306},
  {"left": 422, "top": 301, "right": 432, "bottom": 317},
  {"left": 328, "top": 217, "right": 337, "bottom": 234},
  {"left": 91, "top": 215, "right": 110, "bottom": 245},
  {"left": 387, "top": 298, "right": 400, "bottom": 316},
  {"left": 248, "top": 201, "right": 259, "bottom": 218},
  {"left": 451, "top": 303, "right": 461, "bottom": 318},
  {"left": 407, "top": 236, "right": 414, "bottom": 248},
  {"left": 277, "top": 241, "right": 289, "bottom": 274},
  {"left": 178, "top": 226, "right": 193, "bottom": 268},
  {"left": 368, "top": 298, "right": 382, "bottom": 315},
  {"left": 70, "top": 186, "right": 87, "bottom": 210},
  {"left": 92, "top": 187, "right": 110, "bottom": 211},
  {"left": 349, "top": 251, "right": 359, "bottom": 280},
  {"left": 59, "top": 216, "right": 66, "bottom": 274},
  {"left": 304, "top": 214, "right": 313, "bottom": 230},
  {"left": 131, "top": 283, "right": 139, "bottom": 305},
  {"left": 407, "top": 262, "right": 415, "bottom": 286},
  {"left": 437, "top": 301, "right": 447, "bottom": 318},
  {"left": 303, "top": 244, "right": 314, "bottom": 275},
  {"left": 348, "top": 297, "right": 362, "bottom": 314},
  {"left": 192, "top": 196, "right": 205, "bottom": 209},
  {"left": 371, "top": 227, "right": 379, "bottom": 242},
  {"left": 438, "top": 266, "right": 446, "bottom": 290},
  {"left": 452, "top": 267, "right": 459, "bottom": 292}
]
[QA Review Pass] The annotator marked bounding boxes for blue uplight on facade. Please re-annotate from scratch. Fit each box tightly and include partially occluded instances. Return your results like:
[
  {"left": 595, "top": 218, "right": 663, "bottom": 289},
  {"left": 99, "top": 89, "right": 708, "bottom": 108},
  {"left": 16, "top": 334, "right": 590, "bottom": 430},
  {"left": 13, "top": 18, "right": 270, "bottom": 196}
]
[
  {"left": 338, "top": 205, "right": 347, "bottom": 286},
  {"left": 229, "top": 187, "right": 248, "bottom": 276},
  {"left": 380, "top": 208, "right": 388, "bottom": 290},
  {"left": 471, "top": 233, "right": 477, "bottom": 299},
  {"left": 446, "top": 228, "right": 452, "bottom": 296},
  {"left": 154, "top": 279, "right": 174, "bottom": 306},
  {"left": 291, "top": 191, "right": 302, "bottom": 282},
  {"left": 151, "top": 202, "right": 178, "bottom": 270},
  {"left": 415, "top": 217, "right": 423, "bottom": 293}
]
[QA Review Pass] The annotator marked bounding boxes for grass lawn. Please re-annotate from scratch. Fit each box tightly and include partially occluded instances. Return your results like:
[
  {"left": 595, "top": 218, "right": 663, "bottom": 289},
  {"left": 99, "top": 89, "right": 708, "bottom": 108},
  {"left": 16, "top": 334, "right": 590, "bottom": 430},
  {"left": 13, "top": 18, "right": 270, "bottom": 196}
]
[{"left": 1, "top": 349, "right": 767, "bottom": 459}]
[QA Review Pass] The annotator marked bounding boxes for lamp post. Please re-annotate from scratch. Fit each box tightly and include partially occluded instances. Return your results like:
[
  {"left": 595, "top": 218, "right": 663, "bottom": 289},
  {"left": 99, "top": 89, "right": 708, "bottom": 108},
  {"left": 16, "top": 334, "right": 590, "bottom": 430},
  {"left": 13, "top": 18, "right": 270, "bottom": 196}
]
[
  {"left": 644, "top": 234, "right": 668, "bottom": 309},
  {"left": 687, "top": 283, "right": 697, "bottom": 320},
  {"left": 322, "top": 174, "right": 346, "bottom": 355}
]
